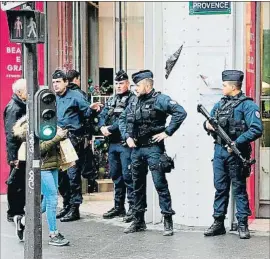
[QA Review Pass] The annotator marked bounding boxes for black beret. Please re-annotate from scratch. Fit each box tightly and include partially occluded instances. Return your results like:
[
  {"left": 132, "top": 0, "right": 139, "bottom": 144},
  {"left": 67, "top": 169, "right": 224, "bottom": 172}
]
[
  {"left": 132, "top": 70, "right": 153, "bottom": 84},
  {"left": 222, "top": 70, "right": 244, "bottom": 82},
  {"left": 115, "top": 70, "right": 128, "bottom": 81},
  {"left": 52, "top": 70, "right": 67, "bottom": 80}
]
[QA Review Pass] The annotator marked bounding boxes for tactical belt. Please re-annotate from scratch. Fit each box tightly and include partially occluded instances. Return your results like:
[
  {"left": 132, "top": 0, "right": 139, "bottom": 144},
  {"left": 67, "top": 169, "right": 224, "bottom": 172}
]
[{"left": 135, "top": 137, "right": 157, "bottom": 147}]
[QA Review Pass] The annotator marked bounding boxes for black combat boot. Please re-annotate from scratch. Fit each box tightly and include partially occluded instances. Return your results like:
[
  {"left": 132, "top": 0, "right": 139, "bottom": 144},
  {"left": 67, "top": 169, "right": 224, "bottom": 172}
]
[
  {"left": 124, "top": 213, "right": 146, "bottom": 234},
  {"left": 103, "top": 207, "right": 126, "bottom": 219},
  {"left": 204, "top": 218, "right": 226, "bottom": 236},
  {"left": 123, "top": 207, "right": 134, "bottom": 223},
  {"left": 60, "top": 205, "right": 80, "bottom": 222},
  {"left": 56, "top": 205, "right": 70, "bottom": 219},
  {"left": 163, "top": 215, "right": 173, "bottom": 236},
  {"left": 238, "top": 222, "right": 250, "bottom": 239}
]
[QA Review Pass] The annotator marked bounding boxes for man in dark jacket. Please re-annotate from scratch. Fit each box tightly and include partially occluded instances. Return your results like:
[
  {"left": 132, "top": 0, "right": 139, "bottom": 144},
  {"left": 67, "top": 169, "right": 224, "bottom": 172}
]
[
  {"left": 53, "top": 70, "right": 102, "bottom": 222},
  {"left": 3, "top": 78, "right": 27, "bottom": 223},
  {"left": 66, "top": 69, "right": 87, "bottom": 97}
]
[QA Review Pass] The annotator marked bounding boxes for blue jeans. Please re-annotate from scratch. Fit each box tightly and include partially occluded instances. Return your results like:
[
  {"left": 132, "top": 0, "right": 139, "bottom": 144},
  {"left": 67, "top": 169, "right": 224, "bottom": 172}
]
[
  {"left": 108, "top": 143, "right": 134, "bottom": 209},
  {"left": 212, "top": 144, "right": 251, "bottom": 223},
  {"left": 131, "top": 143, "right": 175, "bottom": 216},
  {"left": 41, "top": 169, "right": 58, "bottom": 233}
]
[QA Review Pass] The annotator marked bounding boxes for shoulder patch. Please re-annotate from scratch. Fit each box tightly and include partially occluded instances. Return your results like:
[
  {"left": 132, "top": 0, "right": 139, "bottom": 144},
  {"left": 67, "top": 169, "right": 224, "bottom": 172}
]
[
  {"left": 170, "top": 100, "right": 177, "bottom": 105},
  {"left": 255, "top": 111, "right": 260, "bottom": 118}
]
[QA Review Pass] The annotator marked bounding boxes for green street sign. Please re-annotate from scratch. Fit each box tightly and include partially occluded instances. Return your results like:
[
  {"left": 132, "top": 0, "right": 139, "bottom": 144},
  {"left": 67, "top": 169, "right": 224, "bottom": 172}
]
[{"left": 189, "top": 1, "right": 231, "bottom": 15}]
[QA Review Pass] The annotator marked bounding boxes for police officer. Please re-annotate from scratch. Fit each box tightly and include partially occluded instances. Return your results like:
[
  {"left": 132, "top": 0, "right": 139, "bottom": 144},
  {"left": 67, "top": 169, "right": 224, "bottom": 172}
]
[
  {"left": 98, "top": 70, "right": 136, "bottom": 223},
  {"left": 203, "top": 70, "right": 263, "bottom": 239},
  {"left": 119, "top": 70, "right": 187, "bottom": 236},
  {"left": 52, "top": 70, "right": 102, "bottom": 222}
]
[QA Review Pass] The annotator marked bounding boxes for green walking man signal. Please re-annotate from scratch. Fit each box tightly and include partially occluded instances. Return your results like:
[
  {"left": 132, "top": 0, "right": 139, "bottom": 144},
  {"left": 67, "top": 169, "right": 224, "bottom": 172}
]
[{"left": 34, "top": 87, "right": 57, "bottom": 140}]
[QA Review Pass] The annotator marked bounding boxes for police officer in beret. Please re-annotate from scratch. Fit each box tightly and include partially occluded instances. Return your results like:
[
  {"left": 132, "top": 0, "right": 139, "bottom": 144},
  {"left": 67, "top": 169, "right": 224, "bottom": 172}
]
[
  {"left": 52, "top": 70, "right": 102, "bottom": 222},
  {"left": 203, "top": 70, "right": 263, "bottom": 239},
  {"left": 119, "top": 70, "right": 187, "bottom": 236},
  {"left": 98, "top": 70, "right": 137, "bottom": 223}
]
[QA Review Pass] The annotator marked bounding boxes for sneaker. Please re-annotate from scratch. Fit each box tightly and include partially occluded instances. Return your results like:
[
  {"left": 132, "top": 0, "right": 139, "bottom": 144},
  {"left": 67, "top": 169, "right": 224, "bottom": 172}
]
[
  {"left": 14, "top": 215, "right": 25, "bottom": 241},
  {"left": 49, "top": 233, "right": 70, "bottom": 246},
  {"left": 7, "top": 214, "right": 14, "bottom": 222}
]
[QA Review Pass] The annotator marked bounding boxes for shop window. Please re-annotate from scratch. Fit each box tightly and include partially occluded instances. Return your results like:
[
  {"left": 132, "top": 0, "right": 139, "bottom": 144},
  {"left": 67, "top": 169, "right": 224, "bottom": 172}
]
[
  {"left": 260, "top": 2, "right": 270, "bottom": 148},
  {"left": 120, "top": 2, "right": 144, "bottom": 83},
  {"left": 47, "top": 2, "right": 79, "bottom": 81}
]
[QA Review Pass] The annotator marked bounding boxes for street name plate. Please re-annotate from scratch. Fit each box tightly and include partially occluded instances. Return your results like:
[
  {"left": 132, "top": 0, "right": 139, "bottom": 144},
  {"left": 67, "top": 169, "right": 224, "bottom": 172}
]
[{"left": 189, "top": 1, "right": 231, "bottom": 15}]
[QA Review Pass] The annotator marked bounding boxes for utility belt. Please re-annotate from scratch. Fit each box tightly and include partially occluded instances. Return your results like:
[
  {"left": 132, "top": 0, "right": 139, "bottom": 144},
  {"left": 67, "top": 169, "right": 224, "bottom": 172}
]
[
  {"left": 67, "top": 131, "right": 85, "bottom": 151},
  {"left": 135, "top": 137, "right": 158, "bottom": 147}
]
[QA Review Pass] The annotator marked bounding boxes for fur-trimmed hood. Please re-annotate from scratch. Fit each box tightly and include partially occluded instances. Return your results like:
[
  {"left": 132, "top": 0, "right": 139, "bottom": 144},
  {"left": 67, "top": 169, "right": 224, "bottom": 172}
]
[{"left": 13, "top": 115, "right": 27, "bottom": 141}]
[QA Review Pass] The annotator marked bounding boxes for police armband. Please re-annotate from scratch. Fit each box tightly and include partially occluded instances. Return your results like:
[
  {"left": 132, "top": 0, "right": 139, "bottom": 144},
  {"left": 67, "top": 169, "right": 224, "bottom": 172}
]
[{"left": 159, "top": 153, "right": 175, "bottom": 173}]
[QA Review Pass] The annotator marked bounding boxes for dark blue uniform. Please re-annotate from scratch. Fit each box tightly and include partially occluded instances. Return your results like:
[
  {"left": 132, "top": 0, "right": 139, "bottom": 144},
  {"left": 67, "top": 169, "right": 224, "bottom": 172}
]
[
  {"left": 56, "top": 86, "right": 92, "bottom": 214},
  {"left": 99, "top": 91, "right": 136, "bottom": 211},
  {"left": 204, "top": 70, "right": 263, "bottom": 239},
  {"left": 120, "top": 89, "right": 187, "bottom": 216},
  {"left": 98, "top": 70, "right": 136, "bottom": 220},
  {"left": 210, "top": 93, "right": 263, "bottom": 222}
]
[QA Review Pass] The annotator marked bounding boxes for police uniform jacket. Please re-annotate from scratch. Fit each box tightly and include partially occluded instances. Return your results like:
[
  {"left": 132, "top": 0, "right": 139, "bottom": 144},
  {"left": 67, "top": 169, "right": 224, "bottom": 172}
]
[
  {"left": 209, "top": 91, "right": 263, "bottom": 148},
  {"left": 56, "top": 88, "right": 92, "bottom": 135},
  {"left": 119, "top": 89, "right": 187, "bottom": 141},
  {"left": 98, "top": 90, "right": 136, "bottom": 143}
]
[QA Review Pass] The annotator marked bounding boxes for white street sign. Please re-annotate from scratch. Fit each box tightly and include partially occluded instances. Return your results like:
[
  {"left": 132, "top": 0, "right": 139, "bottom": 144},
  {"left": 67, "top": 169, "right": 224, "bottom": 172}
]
[{"left": 1, "top": 1, "right": 27, "bottom": 11}]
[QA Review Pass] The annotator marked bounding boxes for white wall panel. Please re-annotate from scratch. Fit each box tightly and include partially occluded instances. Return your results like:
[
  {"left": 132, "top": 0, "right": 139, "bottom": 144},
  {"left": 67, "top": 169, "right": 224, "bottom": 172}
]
[{"left": 161, "top": 2, "right": 236, "bottom": 227}]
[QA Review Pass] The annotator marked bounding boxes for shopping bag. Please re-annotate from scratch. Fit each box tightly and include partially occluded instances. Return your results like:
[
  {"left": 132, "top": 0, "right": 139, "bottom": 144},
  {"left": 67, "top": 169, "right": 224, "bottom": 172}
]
[
  {"left": 18, "top": 142, "right": 26, "bottom": 161},
  {"left": 59, "top": 138, "right": 79, "bottom": 164}
]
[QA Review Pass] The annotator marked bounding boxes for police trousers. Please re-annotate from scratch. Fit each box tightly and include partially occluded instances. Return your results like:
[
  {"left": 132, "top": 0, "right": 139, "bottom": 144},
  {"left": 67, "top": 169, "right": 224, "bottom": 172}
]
[
  {"left": 212, "top": 144, "right": 251, "bottom": 223},
  {"left": 108, "top": 143, "right": 133, "bottom": 209},
  {"left": 58, "top": 140, "right": 84, "bottom": 207},
  {"left": 131, "top": 144, "right": 175, "bottom": 216}
]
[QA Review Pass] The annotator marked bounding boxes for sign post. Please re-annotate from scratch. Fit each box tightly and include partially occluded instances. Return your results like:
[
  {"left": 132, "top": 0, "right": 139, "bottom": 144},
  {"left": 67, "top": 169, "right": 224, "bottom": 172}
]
[
  {"left": 5, "top": 7, "right": 46, "bottom": 259},
  {"left": 24, "top": 42, "right": 42, "bottom": 259}
]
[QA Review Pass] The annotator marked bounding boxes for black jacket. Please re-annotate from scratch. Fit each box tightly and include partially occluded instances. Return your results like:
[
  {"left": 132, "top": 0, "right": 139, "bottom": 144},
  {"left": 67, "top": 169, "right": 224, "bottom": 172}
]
[
  {"left": 68, "top": 83, "right": 87, "bottom": 98},
  {"left": 3, "top": 94, "right": 26, "bottom": 163}
]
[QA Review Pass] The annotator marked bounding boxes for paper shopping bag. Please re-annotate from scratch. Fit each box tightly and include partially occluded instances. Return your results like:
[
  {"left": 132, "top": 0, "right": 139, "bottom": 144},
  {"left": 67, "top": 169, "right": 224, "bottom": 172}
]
[
  {"left": 59, "top": 138, "right": 79, "bottom": 164},
  {"left": 18, "top": 142, "right": 26, "bottom": 161}
]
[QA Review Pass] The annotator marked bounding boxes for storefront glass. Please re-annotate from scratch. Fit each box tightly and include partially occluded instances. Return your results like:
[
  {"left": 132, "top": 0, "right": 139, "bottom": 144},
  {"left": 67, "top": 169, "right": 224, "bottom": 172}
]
[
  {"left": 259, "top": 2, "right": 270, "bottom": 215},
  {"left": 120, "top": 2, "right": 144, "bottom": 89},
  {"left": 46, "top": 2, "right": 76, "bottom": 81}
]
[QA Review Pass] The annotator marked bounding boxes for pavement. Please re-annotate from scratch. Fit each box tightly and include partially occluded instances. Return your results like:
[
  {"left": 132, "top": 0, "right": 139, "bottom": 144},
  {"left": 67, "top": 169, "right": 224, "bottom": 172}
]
[{"left": 1, "top": 197, "right": 270, "bottom": 259}]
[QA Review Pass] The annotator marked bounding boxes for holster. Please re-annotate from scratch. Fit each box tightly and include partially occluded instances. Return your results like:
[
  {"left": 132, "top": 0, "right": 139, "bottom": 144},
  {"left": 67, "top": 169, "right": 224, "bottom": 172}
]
[{"left": 159, "top": 153, "right": 175, "bottom": 173}]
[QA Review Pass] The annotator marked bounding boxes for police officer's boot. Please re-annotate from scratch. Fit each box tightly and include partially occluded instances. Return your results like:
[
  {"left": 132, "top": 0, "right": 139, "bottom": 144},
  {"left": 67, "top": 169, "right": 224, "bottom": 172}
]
[
  {"left": 204, "top": 218, "right": 226, "bottom": 236},
  {"left": 103, "top": 207, "right": 126, "bottom": 219},
  {"left": 60, "top": 205, "right": 80, "bottom": 222},
  {"left": 56, "top": 205, "right": 70, "bottom": 219},
  {"left": 163, "top": 215, "right": 173, "bottom": 236},
  {"left": 238, "top": 221, "right": 250, "bottom": 239},
  {"left": 123, "top": 207, "right": 134, "bottom": 223},
  {"left": 124, "top": 213, "right": 146, "bottom": 234}
]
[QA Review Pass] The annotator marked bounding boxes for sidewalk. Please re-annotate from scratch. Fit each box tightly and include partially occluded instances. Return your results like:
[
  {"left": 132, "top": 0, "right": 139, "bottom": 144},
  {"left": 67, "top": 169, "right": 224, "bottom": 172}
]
[
  {"left": 1, "top": 197, "right": 270, "bottom": 259},
  {"left": 1, "top": 193, "right": 270, "bottom": 235}
]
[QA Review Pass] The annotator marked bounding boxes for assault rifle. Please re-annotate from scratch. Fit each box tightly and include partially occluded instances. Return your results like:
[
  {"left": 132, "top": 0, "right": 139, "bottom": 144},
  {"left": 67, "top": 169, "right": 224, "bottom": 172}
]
[{"left": 197, "top": 104, "right": 256, "bottom": 167}]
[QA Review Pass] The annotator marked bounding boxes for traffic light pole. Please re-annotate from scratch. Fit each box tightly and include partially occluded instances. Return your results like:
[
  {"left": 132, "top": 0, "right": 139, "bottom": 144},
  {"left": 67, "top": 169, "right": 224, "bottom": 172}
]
[{"left": 24, "top": 43, "right": 42, "bottom": 259}]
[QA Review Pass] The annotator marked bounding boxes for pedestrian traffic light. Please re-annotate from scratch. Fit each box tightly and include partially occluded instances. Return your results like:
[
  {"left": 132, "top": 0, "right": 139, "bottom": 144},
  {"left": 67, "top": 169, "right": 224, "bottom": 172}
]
[
  {"left": 34, "top": 87, "right": 57, "bottom": 140},
  {"left": 6, "top": 9, "right": 45, "bottom": 43}
]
